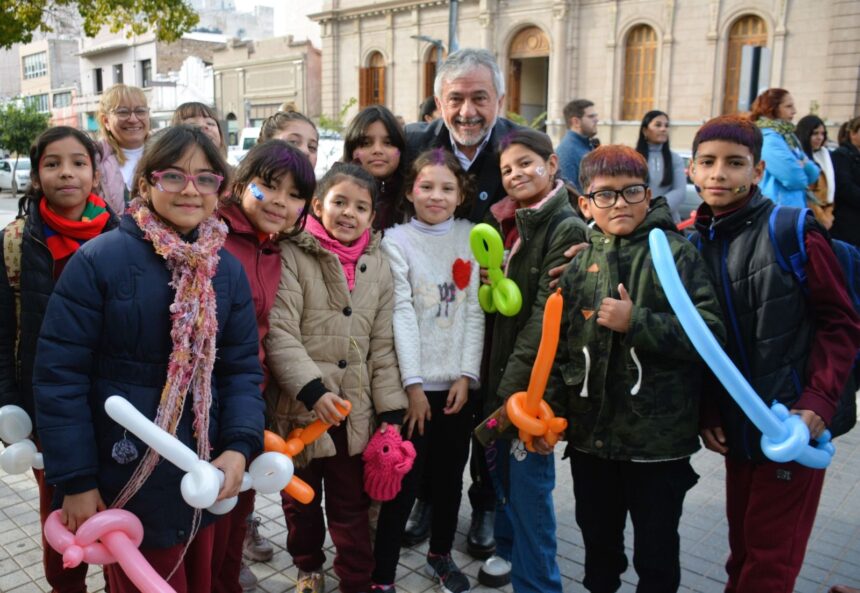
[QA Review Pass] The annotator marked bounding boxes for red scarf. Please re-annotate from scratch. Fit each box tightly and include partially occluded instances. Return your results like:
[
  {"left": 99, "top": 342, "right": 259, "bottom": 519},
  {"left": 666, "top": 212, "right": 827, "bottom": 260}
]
[
  {"left": 304, "top": 215, "right": 371, "bottom": 291},
  {"left": 39, "top": 194, "right": 111, "bottom": 260}
]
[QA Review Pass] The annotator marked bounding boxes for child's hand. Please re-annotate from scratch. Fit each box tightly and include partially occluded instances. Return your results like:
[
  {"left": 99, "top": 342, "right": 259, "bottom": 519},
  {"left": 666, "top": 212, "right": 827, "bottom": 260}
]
[
  {"left": 444, "top": 377, "right": 470, "bottom": 415},
  {"left": 212, "top": 450, "right": 247, "bottom": 501},
  {"left": 404, "top": 385, "right": 432, "bottom": 439},
  {"left": 532, "top": 436, "right": 555, "bottom": 455},
  {"left": 700, "top": 426, "right": 728, "bottom": 454},
  {"left": 314, "top": 392, "right": 349, "bottom": 426},
  {"left": 596, "top": 283, "right": 633, "bottom": 333},
  {"left": 479, "top": 267, "right": 490, "bottom": 285},
  {"left": 62, "top": 489, "right": 106, "bottom": 533},
  {"left": 791, "top": 408, "right": 826, "bottom": 440},
  {"left": 548, "top": 242, "right": 589, "bottom": 289},
  {"left": 377, "top": 422, "right": 401, "bottom": 435}
]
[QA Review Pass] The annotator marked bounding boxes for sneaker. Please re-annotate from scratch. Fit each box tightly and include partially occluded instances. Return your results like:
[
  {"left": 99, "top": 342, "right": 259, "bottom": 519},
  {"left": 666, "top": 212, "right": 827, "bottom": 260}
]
[
  {"left": 243, "top": 516, "right": 274, "bottom": 562},
  {"left": 477, "top": 555, "right": 511, "bottom": 588},
  {"left": 238, "top": 561, "right": 257, "bottom": 592},
  {"left": 296, "top": 570, "right": 325, "bottom": 593},
  {"left": 425, "top": 553, "right": 471, "bottom": 593},
  {"left": 370, "top": 585, "right": 396, "bottom": 592}
]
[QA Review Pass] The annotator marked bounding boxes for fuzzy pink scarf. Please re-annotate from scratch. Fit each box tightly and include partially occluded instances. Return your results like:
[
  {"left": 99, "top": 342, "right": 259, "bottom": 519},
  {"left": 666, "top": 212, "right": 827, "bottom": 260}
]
[{"left": 304, "top": 215, "right": 370, "bottom": 291}]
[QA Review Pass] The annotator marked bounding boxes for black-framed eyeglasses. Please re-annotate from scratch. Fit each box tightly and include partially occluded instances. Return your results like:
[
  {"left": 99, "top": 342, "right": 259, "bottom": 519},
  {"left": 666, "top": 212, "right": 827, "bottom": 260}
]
[{"left": 586, "top": 184, "right": 648, "bottom": 209}]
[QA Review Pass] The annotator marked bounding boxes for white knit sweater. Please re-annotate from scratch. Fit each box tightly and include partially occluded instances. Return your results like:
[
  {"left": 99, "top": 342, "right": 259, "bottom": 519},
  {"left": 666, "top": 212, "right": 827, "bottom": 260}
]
[{"left": 381, "top": 218, "right": 485, "bottom": 391}]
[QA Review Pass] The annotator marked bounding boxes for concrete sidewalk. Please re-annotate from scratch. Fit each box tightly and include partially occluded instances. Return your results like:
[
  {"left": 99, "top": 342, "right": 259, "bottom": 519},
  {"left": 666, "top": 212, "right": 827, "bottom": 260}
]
[{"left": 2, "top": 426, "right": 860, "bottom": 593}]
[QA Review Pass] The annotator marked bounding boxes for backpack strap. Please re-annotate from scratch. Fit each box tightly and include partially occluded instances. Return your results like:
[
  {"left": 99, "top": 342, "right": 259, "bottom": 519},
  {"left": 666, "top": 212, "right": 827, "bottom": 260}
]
[{"left": 768, "top": 205, "right": 812, "bottom": 291}]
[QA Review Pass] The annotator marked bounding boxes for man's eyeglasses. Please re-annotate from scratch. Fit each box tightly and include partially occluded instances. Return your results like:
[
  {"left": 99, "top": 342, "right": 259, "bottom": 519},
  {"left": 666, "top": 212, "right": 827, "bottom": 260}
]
[
  {"left": 112, "top": 107, "right": 150, "bottom": 120},
  {"left": 585, "top": 184, "right": 648, "bottom": 209},
  {"left": 150, "top": 170, "right": 224, "bottom": 195}
]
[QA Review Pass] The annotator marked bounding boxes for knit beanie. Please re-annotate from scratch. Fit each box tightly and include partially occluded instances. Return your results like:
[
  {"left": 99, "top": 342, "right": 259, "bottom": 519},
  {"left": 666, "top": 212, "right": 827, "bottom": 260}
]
[{"left": 362, "top": 427, "right": 416, "bottom": 501}]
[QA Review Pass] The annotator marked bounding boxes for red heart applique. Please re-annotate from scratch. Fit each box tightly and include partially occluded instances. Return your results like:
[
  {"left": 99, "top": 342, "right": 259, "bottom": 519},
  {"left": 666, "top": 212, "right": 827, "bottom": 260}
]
[{"left": 452, "top": 258, "right": 472, "bottom": 290}]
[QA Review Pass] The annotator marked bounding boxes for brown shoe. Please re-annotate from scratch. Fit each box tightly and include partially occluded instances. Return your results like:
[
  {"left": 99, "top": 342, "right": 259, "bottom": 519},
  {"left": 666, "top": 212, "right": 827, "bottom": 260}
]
[
  {"left": 296, "top": 570, "right": 325, "bottom": 593},
  {"left": 243, "top": 516, "right": 274, "bottom": 562}
]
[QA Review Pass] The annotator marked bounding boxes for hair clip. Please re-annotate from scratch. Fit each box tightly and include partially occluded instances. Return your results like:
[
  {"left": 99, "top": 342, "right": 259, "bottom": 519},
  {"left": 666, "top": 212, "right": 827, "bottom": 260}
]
[{"left": 249, "top": 182, "right": 265, "bottom": 201}]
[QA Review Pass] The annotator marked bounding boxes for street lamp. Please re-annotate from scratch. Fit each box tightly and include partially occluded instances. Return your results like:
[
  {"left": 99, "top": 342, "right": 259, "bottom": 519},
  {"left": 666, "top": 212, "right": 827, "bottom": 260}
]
[{"left": 411, "top": 34, "right": 444, "bottom": 67}]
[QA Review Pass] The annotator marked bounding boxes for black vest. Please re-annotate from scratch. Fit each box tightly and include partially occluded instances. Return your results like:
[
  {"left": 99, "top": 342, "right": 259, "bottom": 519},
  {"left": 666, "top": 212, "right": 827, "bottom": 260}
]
[{"left": 696, "top": 190, "right": 814, "bottom": 460}]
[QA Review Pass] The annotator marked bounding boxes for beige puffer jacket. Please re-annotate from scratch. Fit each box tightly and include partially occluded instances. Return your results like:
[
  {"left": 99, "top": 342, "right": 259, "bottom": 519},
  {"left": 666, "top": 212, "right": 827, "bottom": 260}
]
[{"left": 265, "top": 229, "right": 407, "bottom": 466}]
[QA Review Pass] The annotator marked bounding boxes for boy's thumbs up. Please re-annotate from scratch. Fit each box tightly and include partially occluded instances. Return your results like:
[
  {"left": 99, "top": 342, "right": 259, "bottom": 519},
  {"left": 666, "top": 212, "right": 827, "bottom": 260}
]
[
  {"left": 597, "top": 283, "right": 633, "bottom": 333},
  {"left": 618, "top": 283, "right": 631, "bottom": 302}
]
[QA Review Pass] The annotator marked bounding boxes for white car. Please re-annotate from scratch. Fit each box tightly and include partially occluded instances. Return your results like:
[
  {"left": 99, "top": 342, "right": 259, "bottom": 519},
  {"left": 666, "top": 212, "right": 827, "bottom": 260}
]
[{"left": 0, "top": 159, "right": 31, "bottom": 192}]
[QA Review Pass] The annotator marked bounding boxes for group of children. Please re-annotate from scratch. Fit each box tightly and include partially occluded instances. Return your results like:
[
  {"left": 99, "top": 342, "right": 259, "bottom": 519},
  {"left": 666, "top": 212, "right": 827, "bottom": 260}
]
[{"left": 0, "top": 93, "right": 858, "bottom": 593}]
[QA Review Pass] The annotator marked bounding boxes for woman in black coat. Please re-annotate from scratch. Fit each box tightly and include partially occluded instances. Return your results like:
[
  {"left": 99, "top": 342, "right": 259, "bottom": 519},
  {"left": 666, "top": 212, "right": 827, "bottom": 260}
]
[{"left": 830, "top": 116, "right": 860, "bottom": 246}]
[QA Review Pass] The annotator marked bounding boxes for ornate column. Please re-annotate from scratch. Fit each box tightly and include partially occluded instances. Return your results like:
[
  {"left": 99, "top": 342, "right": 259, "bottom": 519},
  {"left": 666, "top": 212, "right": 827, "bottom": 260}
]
[
  {"left": 547, "top": 1, "right": 570, "bottom": 141},
  {"left": 603, "top": 0, "right": 619, "bottom": 142},
  {"left": 769, "top": 0, "right": 789, "bottom": 88}
]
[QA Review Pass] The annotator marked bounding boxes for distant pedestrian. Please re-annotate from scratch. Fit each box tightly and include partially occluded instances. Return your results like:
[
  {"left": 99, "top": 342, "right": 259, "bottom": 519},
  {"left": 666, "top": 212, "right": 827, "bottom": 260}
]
[
  {"left": 635, "top": 110, "right": 687, "bottom": 221},
  {"left": 418, "top": 96, "right": 440, "bottom": 123},
  {"left": 795, "top": 114, "right": 835, "bottom": 229},
  {"left": 0, "top": 126, "right": 119, "bottom": 593},
  {"left": 751, "top": 88, "right": 820, "bottom": 207},
  {"left": 556, "top": 99, "right": 599, "bottom": 194},
  {"left": 96, "top": 84, "right": 151, "bottom": 214},
  {"left": 258, "top": 110, "right": 320, "bottom": 169},
  {"left": 830, "top": 116, "right": 860, "bottom": 246},
  {"left": 172, "top": 101, "right": 228, "bottom": 156},
  {"left": 343, "top": 105, "right": 407, "bottom": 230},
  {"left": 33, "top": 125, "right": 264, "bottom": 593}
]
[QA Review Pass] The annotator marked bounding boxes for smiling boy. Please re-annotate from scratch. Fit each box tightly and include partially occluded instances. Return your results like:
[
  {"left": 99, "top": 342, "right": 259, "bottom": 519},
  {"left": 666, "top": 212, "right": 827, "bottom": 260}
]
[
  {"left": 691, "top": 115, "right": 860, "bottom": 593},
  {"left": 555, "top": 145, "right": 725, "bottom": 593}
]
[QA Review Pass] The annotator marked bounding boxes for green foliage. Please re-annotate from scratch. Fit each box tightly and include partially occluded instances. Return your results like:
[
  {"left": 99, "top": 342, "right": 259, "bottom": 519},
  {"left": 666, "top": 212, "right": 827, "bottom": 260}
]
[
  {"left": 0, "top": 103, "right": 50, "bottom": 157},
  {"left": 506, "top": 111, "right": 548, "bottom": 130},
  {"left": 318, "top": 97, "right": 358, "bottom": 133},
  {"left": 0, "top": 0, "right": 199, "bottom": 49}
]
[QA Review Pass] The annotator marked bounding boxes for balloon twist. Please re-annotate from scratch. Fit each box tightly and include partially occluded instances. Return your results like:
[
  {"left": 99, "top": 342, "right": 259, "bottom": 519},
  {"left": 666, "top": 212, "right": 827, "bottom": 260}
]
[
  {"left": 648, "top": 229, "right": 835, "bottom": 469},
  {"left": 264, "top": 401, "right": 352, "bottom": 504},
  {"left": 44, "top": 509, "right": 175, "bottom": 593},
  {"left": 104, "top": 396, "right": 295, "bottom": 515},
  {"left": 505, "top": 289, "right": 568, "bottom": 451},
  {"left": 0, "top": 405, "right": 44, "bottom": 474},
  {"left": 470, "top": 223, "right": 522, "bottom": 317}
]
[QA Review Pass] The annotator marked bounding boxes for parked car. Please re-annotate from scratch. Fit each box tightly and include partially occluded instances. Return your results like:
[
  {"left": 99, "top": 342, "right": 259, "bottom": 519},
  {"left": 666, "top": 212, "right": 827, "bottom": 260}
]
[
  {"left": 676, "top": 150, "right": 701, "bottom": 222},
  {"left": 227, "top": 127, "right": 262, "bottom": 166},
  {"left": 0, "top": 159, "right": 31, "bottom": 192},
  {"left": 315, "top": 129, "right": 342, "bottom": 179}
]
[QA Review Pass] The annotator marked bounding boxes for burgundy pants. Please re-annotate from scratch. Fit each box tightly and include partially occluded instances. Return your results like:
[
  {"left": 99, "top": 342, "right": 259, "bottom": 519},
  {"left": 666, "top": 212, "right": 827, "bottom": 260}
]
[
  {"left": 724, "top": 457, "right": 824, "bottom": 593},
  {"left": 35, "top": 468, "right": 89, "bottom": 593},
  {"left": 104, "top": 523, "right": 214, "bottom": 593},
  {"left": 281, "top": 423, "right": 373, "bottom": 593},
  {"left": 211, "top": 489, "right": 256, "bottom": 593}
]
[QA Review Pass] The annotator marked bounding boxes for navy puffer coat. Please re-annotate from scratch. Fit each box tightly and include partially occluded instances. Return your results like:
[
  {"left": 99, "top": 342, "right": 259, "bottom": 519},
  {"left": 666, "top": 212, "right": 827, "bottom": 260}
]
[{"left": 34, "top": 215, "right": 264, "bottom": 548}]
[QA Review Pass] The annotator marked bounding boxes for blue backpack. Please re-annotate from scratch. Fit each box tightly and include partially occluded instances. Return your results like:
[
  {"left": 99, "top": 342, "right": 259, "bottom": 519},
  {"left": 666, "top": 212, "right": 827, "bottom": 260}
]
[{"left": 768, "top": 205, "right": 860, "bottom": 436}]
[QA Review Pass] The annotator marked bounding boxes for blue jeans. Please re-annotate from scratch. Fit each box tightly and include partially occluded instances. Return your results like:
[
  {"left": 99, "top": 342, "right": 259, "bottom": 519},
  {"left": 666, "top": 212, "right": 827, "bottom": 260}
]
[{"left": 487, "top": 439, "right": 562, "bottom": 593}]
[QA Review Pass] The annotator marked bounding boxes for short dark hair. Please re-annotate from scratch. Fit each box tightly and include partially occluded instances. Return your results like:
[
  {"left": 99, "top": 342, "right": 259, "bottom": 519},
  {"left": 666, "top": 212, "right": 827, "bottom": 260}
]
[
  {"left": 838, "top": 116, "right": 860, "bottom": 146},
  {"left": 563, "top": 99, "right": 594, "bottom": 127},
  {"left": 795, "top": 115, "right": 827, "bottom": 160},
  {"left": 27, "top": 126, "right": 103, "bottom": 203},
  {"left": 314, "top": 162, "right": 378, "bottom": 212},
  {"left": 692, "top": 115, "right": 763, "bottom": 164},
  {"left": 579, "top": 145, "right": 649, "bottom": 193},
  {"left": 418, "top": 96, "right": 437, "bottom": 122},
  {"left": 132, "top": 125, "right": 231, "bottom": 200},
  {"left": 229, "top": 140, "right": 316, "bottom": 235}
]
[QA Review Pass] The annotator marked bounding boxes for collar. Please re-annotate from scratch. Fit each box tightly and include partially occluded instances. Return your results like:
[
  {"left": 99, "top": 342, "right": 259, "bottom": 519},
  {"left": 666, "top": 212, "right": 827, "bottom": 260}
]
[
  {"left": 567, "top": 130, "right": 592, "bottom": 147},
  {"left": 218, "top": 202, "right": 279, "bottom": 250},
  {"left": 408, "top": 216, "right": 454, "bottom": 236},
  {"left": 490, "top": 180, "right": 565, "bottom": 224},
  {"left": 449, "top": 124, "right": 494, "bottom": 171},
  {"left": 693, "top": 187, "right": 771, "bottom": 240}
]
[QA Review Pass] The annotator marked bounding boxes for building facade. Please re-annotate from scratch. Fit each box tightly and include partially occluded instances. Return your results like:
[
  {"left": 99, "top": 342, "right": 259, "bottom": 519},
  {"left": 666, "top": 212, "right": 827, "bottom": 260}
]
[
  {"left": 213, "top": 36, "right": 322, "bottom": 144},
  {"left": 18, "top": 39, "right": 80, "bottom": 127},
  {"left": 312, "top": 0, "right": 860, "bottom": 147}
]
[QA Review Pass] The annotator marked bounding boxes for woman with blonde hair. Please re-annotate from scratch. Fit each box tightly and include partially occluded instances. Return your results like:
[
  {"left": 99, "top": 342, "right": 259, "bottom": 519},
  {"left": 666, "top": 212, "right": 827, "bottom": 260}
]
[{"left": 97, "top": 83, "right": 150, "bottom": 214}]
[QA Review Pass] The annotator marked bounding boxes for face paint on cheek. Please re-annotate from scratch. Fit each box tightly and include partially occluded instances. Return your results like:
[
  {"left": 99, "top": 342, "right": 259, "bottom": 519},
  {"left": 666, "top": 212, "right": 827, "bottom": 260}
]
[
  {"left": 249, "top": 182, "right": 265, "bottom": 201},
  {"left": 412, "top": 176, "right": 425, "bottom": 195},
  {"left": 536, "top": 166, "right": 546, "bottom": 177}
]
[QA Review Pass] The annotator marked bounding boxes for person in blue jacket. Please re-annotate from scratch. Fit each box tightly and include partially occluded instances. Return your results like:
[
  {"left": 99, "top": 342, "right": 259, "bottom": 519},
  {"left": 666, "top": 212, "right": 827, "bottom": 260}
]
[
  {"left": 33, "top": 125, "right": 264, "bottom": 593},
  {"left": 751, "top": 88, "right": 820, "bottom": 207}
]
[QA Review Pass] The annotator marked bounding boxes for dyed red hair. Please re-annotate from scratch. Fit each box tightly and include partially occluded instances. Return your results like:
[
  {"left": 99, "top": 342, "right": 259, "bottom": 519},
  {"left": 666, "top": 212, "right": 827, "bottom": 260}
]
[
  {"left": 579, "top": 145, "right": 649, "bottom": 193},
  {"left": 750, "top": 88, "right": 789, "bottom": 121},
  {"left": 692, "top": 115, "right": 763, "bottom": 164}
]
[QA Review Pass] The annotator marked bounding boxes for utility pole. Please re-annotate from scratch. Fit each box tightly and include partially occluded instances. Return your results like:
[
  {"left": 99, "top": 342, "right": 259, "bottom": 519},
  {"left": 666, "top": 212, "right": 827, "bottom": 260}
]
[{"left": 448, "top": 0, "right": 459, "bottom": 53}]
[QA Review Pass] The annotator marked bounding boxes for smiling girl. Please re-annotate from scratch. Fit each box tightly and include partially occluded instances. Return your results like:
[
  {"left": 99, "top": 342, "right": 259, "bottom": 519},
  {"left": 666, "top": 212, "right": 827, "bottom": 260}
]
[
  {"left": 32, "top": 125, "right": 264, "bottom": 593},
  {"left": 265, "top": 162, "right": 407, "bottom": 593}
]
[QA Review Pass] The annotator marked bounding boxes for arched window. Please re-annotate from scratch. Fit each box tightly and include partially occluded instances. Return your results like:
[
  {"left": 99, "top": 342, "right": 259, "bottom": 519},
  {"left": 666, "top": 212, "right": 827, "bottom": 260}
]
[
  {"left": 360, "top": 51, "right": 386, "bottom": 108},
  {"left": 621, "top": 25, "right": 657, "bottom": 121},
  {"left": 722, "top": 15, "right": 768, "bottom": 114},
  {"left": 424, "top": 46, "right": 439, "bottom": 101}
]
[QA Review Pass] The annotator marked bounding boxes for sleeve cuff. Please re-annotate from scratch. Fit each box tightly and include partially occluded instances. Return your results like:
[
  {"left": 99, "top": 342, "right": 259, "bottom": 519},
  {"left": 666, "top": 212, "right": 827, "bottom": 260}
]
[
  {"left": 378, "top": 409, "right": 405, "bottom": 426},
  {"left": 58, "top": 475, "right": 99, "bottom": 496},
  {"left": 403, "top": 377, "right": 423, "bottom": 388},
  {"left": 224, "top": 440, "right": 256, "bottom": 465},
  {"left": 297, "top": 378, "right": 328, "bottom": 411},
  {"left": 795, "top": 390, "right": 837, "bottom": 426}
]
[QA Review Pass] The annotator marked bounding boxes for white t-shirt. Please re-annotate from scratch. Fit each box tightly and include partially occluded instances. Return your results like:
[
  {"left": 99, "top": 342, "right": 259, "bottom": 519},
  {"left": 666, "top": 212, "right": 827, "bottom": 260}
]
[{"left": 119, "top": 146, "right": 145, "bottom": 190}]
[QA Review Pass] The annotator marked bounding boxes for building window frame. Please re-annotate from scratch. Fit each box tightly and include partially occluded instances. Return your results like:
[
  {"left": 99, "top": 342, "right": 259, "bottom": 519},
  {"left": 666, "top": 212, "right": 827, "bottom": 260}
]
[
  {"left": 620, "top": 24, "right": 658, "bottom": 122},
  {"left": 359, "top": 51, "right": 386, "bottom": 108},
  {"left": 722, "top": 14, "right": 769, "bottom": 115},
  {"left": 26, "top": 94, "right": 50, "bottom": 113},
  {"left": 52, "top": 91, "right": 72, "bottom": 108},
  {"left": 113, "top": 63, "right": 124, "bottom": 85},
  {"left": 94, "top": 67, "right": 104, "bottom": 94},
  {"left": 22, "top": 52, "right": 48, "bottom": 80},
  {"left": 140, "top": 59, "right": 152, "bottom": 88}
]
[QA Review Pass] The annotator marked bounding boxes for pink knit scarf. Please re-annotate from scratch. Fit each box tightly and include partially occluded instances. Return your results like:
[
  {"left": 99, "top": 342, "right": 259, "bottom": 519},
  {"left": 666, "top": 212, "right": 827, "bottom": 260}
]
[
  {"left": 304, "top": 215, "right": 370, "bottom": 291},
  {"left": 112, "top": 197, "right": 227, "bottom": 510}
]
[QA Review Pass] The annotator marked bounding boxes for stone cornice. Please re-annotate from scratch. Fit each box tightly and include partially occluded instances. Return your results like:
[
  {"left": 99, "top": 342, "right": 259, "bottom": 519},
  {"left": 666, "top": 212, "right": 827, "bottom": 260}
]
[{"left": 310, "top": 0, "right": 456, "bottom": 23}]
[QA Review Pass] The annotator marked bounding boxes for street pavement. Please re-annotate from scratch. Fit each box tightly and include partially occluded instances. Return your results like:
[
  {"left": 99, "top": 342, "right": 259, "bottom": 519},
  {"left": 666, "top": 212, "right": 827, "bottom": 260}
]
[{"left": 2, "top": 405, "right": 860, "bottom": 593}]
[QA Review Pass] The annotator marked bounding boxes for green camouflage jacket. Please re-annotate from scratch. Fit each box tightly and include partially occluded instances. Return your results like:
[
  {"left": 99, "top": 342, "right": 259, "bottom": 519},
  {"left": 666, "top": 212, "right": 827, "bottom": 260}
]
[
  {"left": 484, "top": 183, "right": 588, "bottom": 417},
  {"left": 555, "top": 197, "right": 726, "bottom": 460}
]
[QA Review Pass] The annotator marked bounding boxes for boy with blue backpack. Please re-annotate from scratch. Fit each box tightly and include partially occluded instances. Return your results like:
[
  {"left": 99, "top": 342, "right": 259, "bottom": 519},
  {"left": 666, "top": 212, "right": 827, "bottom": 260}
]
[{"left": 690, "top": 114, "right": 860, "bottom": 593}]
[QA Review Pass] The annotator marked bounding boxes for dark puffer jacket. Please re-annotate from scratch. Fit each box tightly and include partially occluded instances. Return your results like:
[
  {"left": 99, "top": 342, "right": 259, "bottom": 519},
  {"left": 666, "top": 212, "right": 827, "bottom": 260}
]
[
  {"left": 831, "top": 143, "right": 860, "bottom": 246},
  {"left": 33, "top": 215, "right": 264, "bottom": 548},
  {"left": 0, "top": 198, "right": 119, "bottom": 423}
]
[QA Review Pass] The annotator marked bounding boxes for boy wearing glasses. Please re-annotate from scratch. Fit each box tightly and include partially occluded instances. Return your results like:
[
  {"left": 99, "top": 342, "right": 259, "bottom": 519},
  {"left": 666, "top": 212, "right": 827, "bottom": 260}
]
[{"left": 554, "top": 145, "right": 725, "bottom": 593}]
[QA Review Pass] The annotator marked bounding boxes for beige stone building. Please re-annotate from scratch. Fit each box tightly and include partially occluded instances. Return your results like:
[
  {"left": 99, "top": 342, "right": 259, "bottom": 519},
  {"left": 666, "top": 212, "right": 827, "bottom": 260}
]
[
  {"left": 213, "top": 36, "right": 322, "bottom": 144},
  {"left": 311, "top": 0, "right": 860, "bottom": 148}
]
